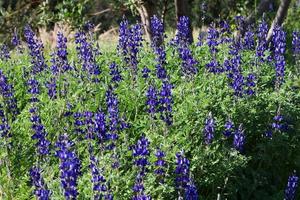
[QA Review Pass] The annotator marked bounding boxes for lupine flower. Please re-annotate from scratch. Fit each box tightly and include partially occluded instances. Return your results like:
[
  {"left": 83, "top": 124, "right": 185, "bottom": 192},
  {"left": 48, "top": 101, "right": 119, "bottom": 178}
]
[
  {"left": 0, "top": 108, "right": 11, "bottom": 139},
  {"left": 146, "top": 85, "right": 159, "bottom": 118},
  {"left": 131, "top": 136, "right": 150, "bottom": 174},
  {"left": 223, "top": 119, "right": 234, "bottom": 137},
  {"left": 284, "top": 171, "right": 299, "bottom": 200},
  {"left": 106, "top": 87, "right": 120, "bottom": 145},
  {"left": 0, "top": 44, "right": 10, "bottom": 61},
  {"left": 24, "top": 25, "right": 47, "bottom": 74},
  {"left": 154, "top": 46, "right": 167, "bottom": 80},
  {"left": 206, "top": 25, "right": 219, "bottom": 54},
  {"left": 273, "top": 113, "right": 287, "bottom": 132},
  {"left": 128, "top": 23, "right": 143, "bottom": 79},
  {"left": 109, "top": 62, "right": 122, "bottom": 84},
  {"left": 206, "top": 59, "right": 223, "bottom": 73},
  {"left": 46, "top": 77, "right": 57, "bottom": 99},
  {"left": 0, "top": 70, "right": 19, "bottom": 116},
  {"left": 51, "top": 32, "right": 71, "bottom": 75},
  {"left": 27, "top": 78, "right": 40, "bottom": 103},
  {"left": 220, "top": 20, "right": 231, "bottom": 34},
  {"left": 233, "top": 124, "right": 245, "bottom": 152},
  {"left": 229, "top": 41, "right": 241, "bottom": 56},
  {"left": 75, "top": 30, "right": 100, "bottom": 77},
  {"left": 185, "top": 180, "right": 199, "bottom": 200},
  {"left": 89, "top": 146, "right": 112, "bottom": 200},
  {"left": 117, "top": 17, "right": 130, "bottom": 64},
  {"left": 175, "top": 151, "right": 190, "bottom": 197},
  {"left": 84, "top": 111, "right": 95, "bottom": 140},
  {"left": 223, "top": 59, "right": 231, "bottom": 72},
  {"left": 227, "top": 52, "right": 245, "bottom": 97},
  {"left": 132, "top": 176, "right": 152, "bottom": 200},
  {"left": 231, "top": 72, "right": 245, "bottom": 97},
  {"left": 244, "top": 73, "right": 256, "bottom": 95},
  {"left": 292, "top": 31, "right": 300, "bottom": 57},
  {"left": 131, "top": 136, "right": 151, "bottom": 199},
  {"left": 74, "top": 112, "right": 85, "bottom": 135},
  {"left": 272, "top": 114, "right": 284, "bottom": 130},
  {"left": 265, "top": 112, "right": 287, "bottom": 138},
  {"left": 178, "top": 46, "right": 198, "bottom": 77},
  {"left": 173, "top": 16, "right": 192, "bottom": 46},
  {"left": 28, "top": 78, "right": 40, "bottom": 95},
  {"left": 256, "top": 19, "right": 269, "bottom": 62},
  {"left": 203, "top": 113, "right": 215, "bottom": 145},
  {"left": 243, "top": 30, "right": 255, "bottom": 50},
  {"left": 29, "top": 166, "right": 51, "bottom": 199},
  {"left": 150, "top": 16, "right": 167, "bottom": 80},
  {"left": 219, "top": 20, "right": 232, "bottom": 44},
  {"left": 141, "top": 67, "right": 151, "bottom": 79},
  {"left": 154, "top": 148, "right": 166, "bottom": 181},
  {"left": 272, "top": 25, "right": 286, "bottom": 86},
  {"left": 30, "top": 106, "right": 51, "bottom": 156},
  {"left": 94, "top": 110, "right": 107, "bottom": 143},
  {"left": 117, "top": 20, "right": 144, "bottom": 80},
  {"left": 55, "top": 134, "right": 81, "bottom": 199},
  {"left": 119, "top": 115, "right": 130, "bottom": 131},
  {"left": 150, "top": 15, "right": 165, "bottom": 48},
  {"left": 264, "top": 129, "right": 273, "bottom": 138},
  {"left": 159, "top": 80, "right": 173, "bottom": 126}
]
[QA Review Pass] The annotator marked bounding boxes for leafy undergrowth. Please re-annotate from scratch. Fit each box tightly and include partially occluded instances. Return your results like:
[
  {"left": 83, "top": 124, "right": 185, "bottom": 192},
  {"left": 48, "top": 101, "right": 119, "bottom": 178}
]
[{"left": 0, "top": 18, "right": 300, "bottom": 200}]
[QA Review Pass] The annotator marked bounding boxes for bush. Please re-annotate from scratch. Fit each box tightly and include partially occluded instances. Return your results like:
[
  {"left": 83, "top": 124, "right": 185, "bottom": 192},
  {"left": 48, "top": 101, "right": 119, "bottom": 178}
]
[{"left": 0, "top": 18, "right": 299, "bottom": 199}]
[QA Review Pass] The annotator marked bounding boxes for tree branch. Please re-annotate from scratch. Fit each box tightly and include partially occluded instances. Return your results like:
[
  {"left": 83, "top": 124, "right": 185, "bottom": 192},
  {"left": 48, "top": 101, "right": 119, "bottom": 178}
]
[{"left": 266, "top": 0, "right": 291, "bottom": 42}]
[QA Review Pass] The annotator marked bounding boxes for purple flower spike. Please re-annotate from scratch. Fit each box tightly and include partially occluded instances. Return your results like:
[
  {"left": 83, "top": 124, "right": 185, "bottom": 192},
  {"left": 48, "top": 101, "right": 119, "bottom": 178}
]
[
  {"left": 29, "top": 166, "right": 51, "bottom": 200},
  {"left": 55, "top": 134, "right": 81, "bottom": 199},
  {"left": 233, "top": 124, "right": 245, "bottom": 152},
  {"left": 284, "top": 171, "right": 299, "bottom": 200},
  {"left": 203, "top": 113, "right": 215, "bottom": 145}
]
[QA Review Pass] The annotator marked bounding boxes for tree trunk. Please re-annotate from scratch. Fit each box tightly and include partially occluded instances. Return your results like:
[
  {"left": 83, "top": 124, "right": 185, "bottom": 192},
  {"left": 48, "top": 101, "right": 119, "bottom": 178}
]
[
  {"left": 136, "top": 0, "right": 156, "bottom": 42},
  {"left": 175, "top": 0, "right": 193, "bottom": 43},
  {"left": 266, "top": 0, "right": 292, "bottom": 42}
]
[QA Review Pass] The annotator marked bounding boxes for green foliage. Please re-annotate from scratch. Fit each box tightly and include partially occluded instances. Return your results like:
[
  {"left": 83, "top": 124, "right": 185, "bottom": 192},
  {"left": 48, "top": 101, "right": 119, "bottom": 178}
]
[
  {"left": 0, "top": 30, "right": 300, "bottom": 199},
  {"left": 37, "top": 0, "right": 91, "bottom": 28}
]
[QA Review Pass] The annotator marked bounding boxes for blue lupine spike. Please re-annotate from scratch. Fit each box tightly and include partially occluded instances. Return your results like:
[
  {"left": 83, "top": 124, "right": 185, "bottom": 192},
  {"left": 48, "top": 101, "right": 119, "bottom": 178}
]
[
  {"left": 203, "top": 113, "right": 215, "bottom": 145},
  {"left": 272, "top": 25, "right": 286, "bottom": 87},
  {"left": 146, "top": 85, "right": 159, "bottom": 118},
  {"left": 284, "top": 171, "right": 299, "bottom": 200},
  {"left": 55, "top": 134, "right": 81, "bottom": 199},
  {"left": 172, "top": 16, "right": 192, "bottom": 46},
  {"left": 29, "top": 166, "right": 51, "bottom": 200},
  {"left": 109, "top": 62, "right": 122, "bottom": 84},
  {"left": 233, "top": 124, "right": 245, "bottom": 152},
  {"left": 150, "top": 15, "right": 165, "bottom": 48},
  {"left": 131, "top": 136, "right": 151, "bottom": 200},
  {"left": 159, "top": 80, "right": 173, "bottom": 126},
  {"left": 0, "top": 70, "right": 19, "bottom": 116},
  {"left": 24, "top": 25, "right": 47, "bottom": 74}
]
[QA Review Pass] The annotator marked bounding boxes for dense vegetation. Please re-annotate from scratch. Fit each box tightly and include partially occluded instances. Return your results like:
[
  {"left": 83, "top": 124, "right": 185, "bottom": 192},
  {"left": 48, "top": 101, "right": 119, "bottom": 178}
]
[{"left": 0, "top": 14, "right": 300, "bottom": 200}]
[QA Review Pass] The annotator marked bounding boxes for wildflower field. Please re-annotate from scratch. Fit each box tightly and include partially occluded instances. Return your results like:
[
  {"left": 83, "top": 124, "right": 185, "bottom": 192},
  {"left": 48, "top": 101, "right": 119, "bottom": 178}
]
[{"left": 0, "top": 15, "right": 300, "bottom": 200}]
